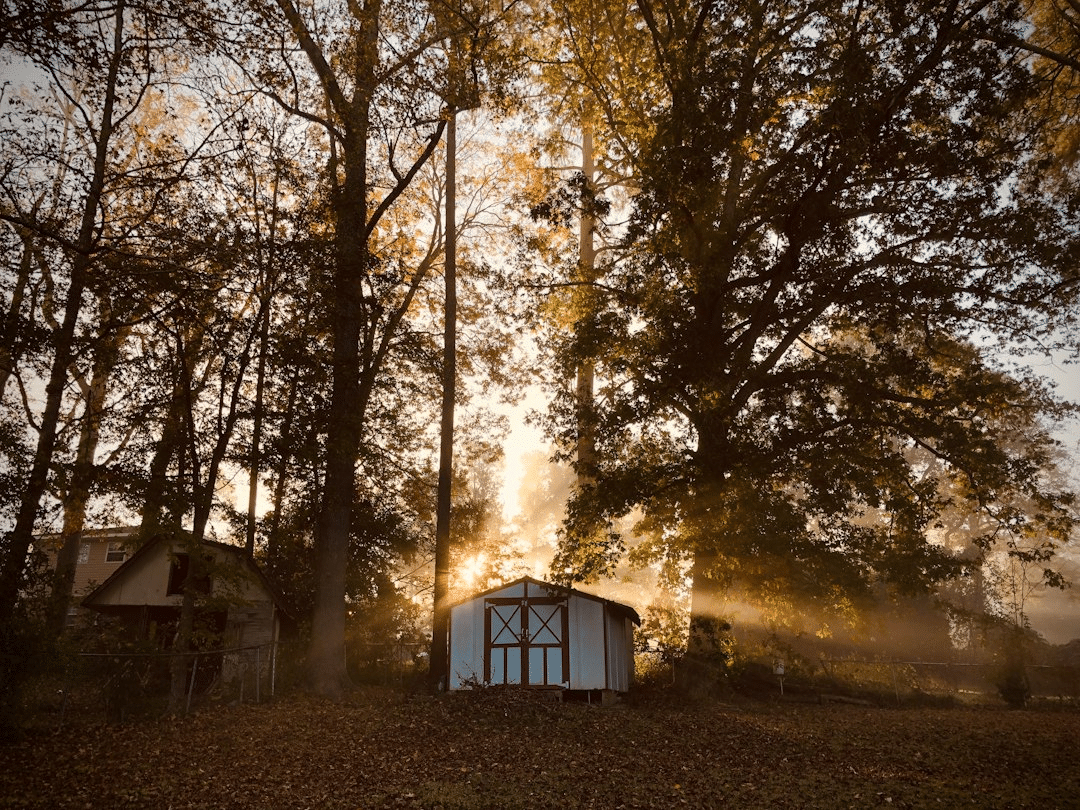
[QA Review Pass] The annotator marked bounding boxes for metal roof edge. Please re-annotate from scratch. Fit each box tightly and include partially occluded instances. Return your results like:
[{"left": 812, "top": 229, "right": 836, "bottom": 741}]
[{"left": 449, "top": 575, "right": 641, "bottom": 625}]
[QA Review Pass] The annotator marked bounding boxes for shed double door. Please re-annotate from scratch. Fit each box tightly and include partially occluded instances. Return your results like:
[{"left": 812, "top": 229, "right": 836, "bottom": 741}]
[{"left": 485, "top": 597, "right": 569, "bottom": 687}]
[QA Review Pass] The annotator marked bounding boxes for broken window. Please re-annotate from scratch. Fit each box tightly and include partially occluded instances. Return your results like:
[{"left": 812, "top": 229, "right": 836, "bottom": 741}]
[{"left": 166, "top": 553, "right": 211, "bottom": 596}]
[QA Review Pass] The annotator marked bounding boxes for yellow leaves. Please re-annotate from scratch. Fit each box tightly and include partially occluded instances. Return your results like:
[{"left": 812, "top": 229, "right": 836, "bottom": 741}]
[{"left": 740, "top": 137, "right": 762, "bottom": 162}]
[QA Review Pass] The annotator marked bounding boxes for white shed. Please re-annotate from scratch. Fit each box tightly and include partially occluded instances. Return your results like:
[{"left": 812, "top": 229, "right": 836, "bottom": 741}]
[{"left": 446, "top": 577, "right": 639, "bottom": 696}]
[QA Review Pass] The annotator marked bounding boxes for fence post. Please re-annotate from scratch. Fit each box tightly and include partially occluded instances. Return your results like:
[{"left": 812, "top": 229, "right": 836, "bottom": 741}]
[
  {"left": 186, "top": 654, "right": 198, "bottom": 716},
  {"left": 59, "top": 667, "right": 68, "bottom": 730}
]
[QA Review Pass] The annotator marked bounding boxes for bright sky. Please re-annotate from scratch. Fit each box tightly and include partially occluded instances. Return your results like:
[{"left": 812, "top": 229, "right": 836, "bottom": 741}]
[{"left": 498, "top": 384, "right": 550, "bottom": 523}]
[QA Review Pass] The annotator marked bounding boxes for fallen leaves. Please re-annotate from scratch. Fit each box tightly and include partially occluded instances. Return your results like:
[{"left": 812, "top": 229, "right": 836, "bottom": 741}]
[{"left": 0, "top": 691, "right": 1077, "bottom": 809}]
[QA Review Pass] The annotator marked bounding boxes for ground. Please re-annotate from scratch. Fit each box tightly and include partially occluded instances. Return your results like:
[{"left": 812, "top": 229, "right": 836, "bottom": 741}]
[{"left": 0, "top": 688, "right": 1077, "bottom": 809}]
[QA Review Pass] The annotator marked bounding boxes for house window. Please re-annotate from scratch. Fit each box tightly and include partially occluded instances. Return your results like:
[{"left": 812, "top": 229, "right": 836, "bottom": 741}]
[
  {"left": 166, "top": 554, "right": 211, "bottom": 596},
  {"left": 105, "top": 542, "right": 127, "bottom": 563},
  {"left": 78, "top": 544, "right": 89, "bottom": 564}
]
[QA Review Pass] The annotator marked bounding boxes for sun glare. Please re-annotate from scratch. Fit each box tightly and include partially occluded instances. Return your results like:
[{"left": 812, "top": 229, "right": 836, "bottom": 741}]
[{"left": 457, "top": 553, "right": 487, "bottom": 591}]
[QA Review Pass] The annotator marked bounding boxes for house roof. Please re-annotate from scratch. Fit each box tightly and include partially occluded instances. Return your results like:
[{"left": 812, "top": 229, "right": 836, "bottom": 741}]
[
  {"left": 36, "top": 524, "right": 139, "bottom": 552},
  {"left": 82, "top": 532, "right": 293, "bottom": 619},
  {"left": 452, "top": 575, "right": 641, "bottom": 625},
  {"left": 54, "top": 525, "right": 139, "bottom": 541}
]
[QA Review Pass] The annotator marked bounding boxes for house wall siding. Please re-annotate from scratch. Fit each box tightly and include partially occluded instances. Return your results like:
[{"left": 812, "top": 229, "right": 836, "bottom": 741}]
[
  {"left": 41, "top": 529, "right": 135, "bottom": 602},
  {"left": 90, "top": 543, "right": 179, "bottom": 606},
  {"left": 73, "top": 539, "right": 127, "bottom": 596},
  {"left": 225, "top": 602, "right": 277, "bottom": 648}
]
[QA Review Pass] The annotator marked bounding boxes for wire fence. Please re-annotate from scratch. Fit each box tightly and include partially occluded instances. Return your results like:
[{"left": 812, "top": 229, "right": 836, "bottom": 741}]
[
  {"left": 634, "top": 651, "right": 1080, "bottom": 705},
  {"left": 13, "top": 644, "right": 1080, "bottom": 729},
  {"left": 5, "top": 638, "right": 430, "bottom": 729},
  {"left": 345, "top": 640, "right": 428, "bottom": 686},
  {"left": 816, "top": 658, "right": 1080, "bottom": 704},
  {"left": 12, "top": 639, "right": 432, "bottom": 727},
  {"left": 30, "top": 642, "right": 293, "bottom": 726}
]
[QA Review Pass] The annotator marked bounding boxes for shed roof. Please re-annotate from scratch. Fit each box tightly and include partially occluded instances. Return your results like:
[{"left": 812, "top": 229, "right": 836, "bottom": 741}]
[{"left": 452, "top": 576, "right": 640, "bottom": 625}]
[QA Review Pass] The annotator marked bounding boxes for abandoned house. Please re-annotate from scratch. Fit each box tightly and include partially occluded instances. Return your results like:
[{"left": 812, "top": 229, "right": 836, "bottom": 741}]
[{"left": 81, "top": 533, "right": 291, "bottom": 661}]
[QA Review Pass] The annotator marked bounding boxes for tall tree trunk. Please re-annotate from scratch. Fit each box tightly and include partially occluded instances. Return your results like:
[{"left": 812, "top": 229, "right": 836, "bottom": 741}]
[
  {"left": 430, "top": 109, "right": 457, "bottom": 689},
  {"left": 168, "top": 325, "right": 204, "bottom": 714},
  {"left": 245, "top": 171, "right": 280, "bottom": 559},
  {"left": 139, "top": 406, "right": 181, "bottom": 541},
  {"left": 275, "top": 0, "right": 446, "bottom": 700},
  {"left": 0, "top": 0, "right": 126, "bottom": 626},
  {"left": 45, "top": 317, "right": 127, "bottom": 639},
  {"left": 245, "top": 301, "right": 271, "bottom": 558},
  {"left": 681, "top": 545, "right": 732, "bottom": 695},
  {"left": 0, "top": 228, "right": 34, "bottom": 400},
  {"left": 266, "top": 366, "right": 300, "bottom": 561},
  {"left": 139, "top": 322, "right": 208, "bottom": 542},
  {"left": 307, "top": 99, "right": 373, "bottom": 701},
  {"left": 682, "top": 448, "right": 735, "bottom": 693},
  {"left": 167, "top": 557, "right": 199, "bottom": 713},
  {"left": 167, "top": 281, "right": 267, "bottom": 711},
  {"left": 575, "top": 110, "right": 597, "bottom": 482}
]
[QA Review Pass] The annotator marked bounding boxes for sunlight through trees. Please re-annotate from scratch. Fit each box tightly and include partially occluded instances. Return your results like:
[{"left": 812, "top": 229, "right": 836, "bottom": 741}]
[{"left": 1, "top": 0, "right": 1079, "bottom": 703}]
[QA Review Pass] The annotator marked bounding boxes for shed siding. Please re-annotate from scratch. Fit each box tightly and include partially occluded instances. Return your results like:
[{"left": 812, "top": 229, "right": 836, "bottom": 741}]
[
  {"left": 568, "top": 596, "right": 606, "bottom": 690},
  {"left": 497, "top": 582, "right": 527, "bottom": 599},
  {"left": 605, "top": 613, "right": 634, "bottom": 692},
  {"left": 448, "top": 598, "right": 486, "bottom": 689},
  {"left": 83, "top": 537, "right": 286, "bottom": 657},
  {"left": 446, "top": 577, "right": 637, "bottom": 694}
]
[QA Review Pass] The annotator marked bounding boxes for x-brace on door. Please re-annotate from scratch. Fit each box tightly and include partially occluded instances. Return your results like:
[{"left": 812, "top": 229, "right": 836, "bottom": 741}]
[{"left": 484, "top": 597, "right": 569, "bottom": 687}]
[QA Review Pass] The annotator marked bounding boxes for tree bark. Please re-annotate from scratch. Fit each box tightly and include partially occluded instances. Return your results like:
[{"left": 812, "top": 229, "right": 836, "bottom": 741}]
[
  {"left": 274, "top": 0, "right": 447, "bottom": 699},
  {"left": 575, "top": 110, "right": 598, "bottom": 482},
  {"left": 166, "top": 268, "right": 268, "bottom": 709},
  {"left": 307, "top": 77, "right": 374, "bottom": 703},
  {"left": 139, "top": 321, "right": 208, "bottom": 542},
  {"left": 0, "top": 0, "right": 126, "bottom": 626},
  {"left": 680, "top": 544, "right": 732, "bottom": 695},
  {"left": 45, "top": 316, "right": 127, "bottom": 639},
  {"left": 139, "top": 399, "right": 182, "bottom": 541},
  {"left": 266, "top": 366, "right": 300, "bottom": 561},
  {"left": 245, "top": 171, "right": 281, "bottom": 559},
  {"left": 245, "top": 300, "right": 271, "bottom": 558},
  {"left": 430, "top": 109, "right": 457, "bottom": 689},
  {"left": 0, "top": 227, "right": 34, "bottom": 400}
]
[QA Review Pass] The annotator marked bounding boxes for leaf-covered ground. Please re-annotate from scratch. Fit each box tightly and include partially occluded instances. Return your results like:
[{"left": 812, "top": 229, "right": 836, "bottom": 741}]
[{"left": 1, "top": 689, "right": 1077, "bottom": 809}]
